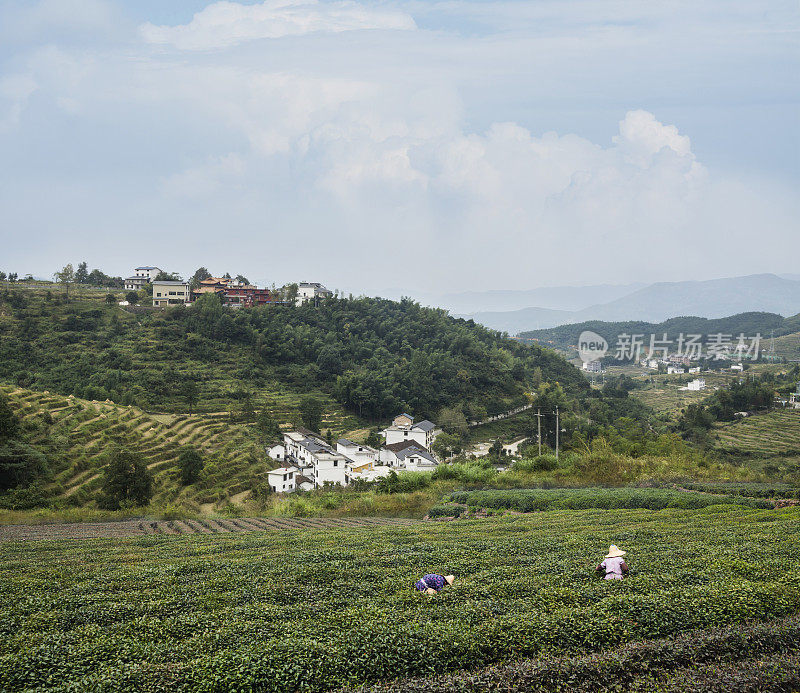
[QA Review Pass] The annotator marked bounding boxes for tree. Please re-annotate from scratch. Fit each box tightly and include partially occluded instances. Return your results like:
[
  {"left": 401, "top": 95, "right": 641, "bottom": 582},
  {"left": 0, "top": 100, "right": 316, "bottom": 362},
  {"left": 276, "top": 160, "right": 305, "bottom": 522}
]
[
  {"left": 433, "top": 432, "right": 462, "bottom": 460},
  {"left": 489, "top": 439, "right": 504, "bottom": 457},
  {"left": 75, "top": 261, "right": 89, "bottom": 284},
  {"left": 283, "top": 283, "right": 299, "bottom": 303},
  {"left": 178, "top": 447, "right": 204, "bottom": 485},
  {"left": 125, "top": 291, "right": 139, "bottom": 305},
  {"left": 235, "top": 274, "right": 250, "bottom": 285},
  {"left": 317, "top": 345, "right": 343, "bottom": 376},
  {"left": 0, "top": 440, "right": 48, "bottom": 490},
  {"left": 190, "top": 267, "right": 212, "bottom": 288},
  {"left": 155, "top": 271, "right": 182, "bottom": 281},
  {"left": 223, "top": 272, "right": 232, "bottom": 280},
  {"left": 299, "top": 396, "right": 324, "bottom": 432},
  {"left": 0, "top": 272, "right": 6, "bottom": 281},
  {"left": 256, "top": 410, "right": 280, "bottom": 441},
  {"left": 98, "top": 447, "right": 153, "bottom": 509},
  {"left": 8, "top": 273, "right": 17, "bottom": 282},
  {"left": 183, "top": 378, "right": 199, "bottom": 414},
  {"left": 53, "top": 264, "right": 74, "bottom": 298},
  {"left": 438, "top": 406, "right": 469, "bottom": 437},
  {"left": 0, "top": 394, "right": 20, "bottom": 441},
  {"left": 105, "top": 293, "right": 116, "bottom": 305}
]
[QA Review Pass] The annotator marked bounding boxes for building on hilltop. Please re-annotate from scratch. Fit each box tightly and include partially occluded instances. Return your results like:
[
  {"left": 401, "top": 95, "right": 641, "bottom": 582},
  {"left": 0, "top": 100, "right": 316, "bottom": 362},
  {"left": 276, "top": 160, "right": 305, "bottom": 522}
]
[
  {"left": 152, "top": 280, "right": 190, "bottom": 307},
  {"left": 296, "top": 282, "right": 332, "bottom": 306},
  {"left": 124, "top": 266, "right": 162, "bottom": 291}
]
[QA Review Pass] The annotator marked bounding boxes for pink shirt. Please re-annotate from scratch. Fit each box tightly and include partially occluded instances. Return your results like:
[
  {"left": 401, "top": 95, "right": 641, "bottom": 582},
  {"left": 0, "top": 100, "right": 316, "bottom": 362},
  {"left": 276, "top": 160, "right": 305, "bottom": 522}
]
[{"left": 601, "top": 557, "right": 626, "bottom": 580}]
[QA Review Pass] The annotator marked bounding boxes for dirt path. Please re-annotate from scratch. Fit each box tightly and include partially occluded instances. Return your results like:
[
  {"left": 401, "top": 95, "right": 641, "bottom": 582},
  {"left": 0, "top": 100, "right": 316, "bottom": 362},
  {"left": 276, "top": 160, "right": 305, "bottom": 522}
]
[{"left": 0, "top": 516, "right": 419, "bottom": 541}]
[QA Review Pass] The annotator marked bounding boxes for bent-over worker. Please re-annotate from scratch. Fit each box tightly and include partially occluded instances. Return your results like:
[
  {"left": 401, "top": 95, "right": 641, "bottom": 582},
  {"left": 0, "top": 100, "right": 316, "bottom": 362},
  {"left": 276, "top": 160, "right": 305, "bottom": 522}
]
[
  {"left": 414, "top": 573, "right": 455, "bottom": 595},
  {"left": 596, "top": 545, "right": 629, "bottom": 580}
]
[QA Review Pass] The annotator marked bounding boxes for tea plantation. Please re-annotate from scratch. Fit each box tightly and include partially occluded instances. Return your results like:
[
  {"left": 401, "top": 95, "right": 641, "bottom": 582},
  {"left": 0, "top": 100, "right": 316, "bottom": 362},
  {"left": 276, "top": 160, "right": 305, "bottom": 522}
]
[{"left": 2, "top": 506, "right": 800, "bottom": 691}]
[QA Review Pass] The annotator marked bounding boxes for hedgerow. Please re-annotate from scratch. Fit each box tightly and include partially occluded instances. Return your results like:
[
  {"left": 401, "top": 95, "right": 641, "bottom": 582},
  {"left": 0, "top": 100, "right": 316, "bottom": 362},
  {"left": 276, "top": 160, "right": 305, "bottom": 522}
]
[
  {"left": 445, "top": 487, "right": 774, "bottom": 513},
  {"left": 1, "top": 507, "right": 799, "bottom": 691},
  {"left": 677, "top": 481, "right": 800, "bottom": 499}
]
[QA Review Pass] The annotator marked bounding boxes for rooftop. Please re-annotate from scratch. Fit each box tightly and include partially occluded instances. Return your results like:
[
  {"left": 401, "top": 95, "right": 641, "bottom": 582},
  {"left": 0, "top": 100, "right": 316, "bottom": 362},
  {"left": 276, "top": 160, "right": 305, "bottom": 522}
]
[
  {"left": 384, "top": 440, "right": 429, "bottom": 453},
  {"left": 152, "top": 280, "right": 188, "bottom": 286},
  {"left": 135, "top": 266, "right": 160, "bottom": 270},
  {"left": 412, "top": 420, "right": 436, "bottom": 432}
]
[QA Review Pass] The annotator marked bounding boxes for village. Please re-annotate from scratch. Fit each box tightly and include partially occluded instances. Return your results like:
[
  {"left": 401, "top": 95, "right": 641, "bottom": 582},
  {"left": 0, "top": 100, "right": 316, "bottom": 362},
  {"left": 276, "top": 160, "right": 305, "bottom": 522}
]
[
  {"left": 122, "top": 265, "right": 331, "bottom": 308},
  {"left": 265, "top": 413, "right": 441, "bottom": 493}
]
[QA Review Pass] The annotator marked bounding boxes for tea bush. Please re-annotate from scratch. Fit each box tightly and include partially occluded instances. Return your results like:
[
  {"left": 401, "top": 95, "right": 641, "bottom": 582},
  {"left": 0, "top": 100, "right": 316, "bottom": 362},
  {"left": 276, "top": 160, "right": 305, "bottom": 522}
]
[
  {"left": 446, "top": 487, "right": 773, "bottom": 513},
  {"left": 1, "top": 506, "right": 799, "bottom": 691}
]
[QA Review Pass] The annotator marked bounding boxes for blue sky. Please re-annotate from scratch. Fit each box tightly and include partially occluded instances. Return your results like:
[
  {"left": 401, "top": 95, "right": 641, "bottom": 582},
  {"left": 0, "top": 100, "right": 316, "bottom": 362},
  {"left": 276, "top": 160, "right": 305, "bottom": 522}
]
[{"left": 0, "top": 0, "right": 798, "bottom": 294}]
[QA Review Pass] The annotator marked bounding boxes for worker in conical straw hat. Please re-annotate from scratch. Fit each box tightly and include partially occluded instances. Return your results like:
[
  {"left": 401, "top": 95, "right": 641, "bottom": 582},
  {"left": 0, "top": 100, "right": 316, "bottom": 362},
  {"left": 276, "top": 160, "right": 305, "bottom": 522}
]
[
  {"left": 596, "top": 545, "right": 629, "bottom": 580},
  {"left": 414, "top": 573, "right": 455, "bottom": 595}
]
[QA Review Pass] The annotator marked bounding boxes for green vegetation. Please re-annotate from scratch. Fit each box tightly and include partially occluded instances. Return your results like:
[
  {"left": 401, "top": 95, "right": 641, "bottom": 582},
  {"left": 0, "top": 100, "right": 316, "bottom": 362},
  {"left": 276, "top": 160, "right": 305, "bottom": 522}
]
[
  {"left": 519, "top": 311, "right": 793, "bottom": 355},
  {"left": 712, "top": 410, "right": 800, "bottom": 456},
  {"left": 0, "top": 385, "right": 269, "bottom": 515},
  {"left": 1, "top": 507, "right": 798, "bottom": 691},
  {"left": 0, "top": 286, "right": 584, "bottom": 420},
  {"left": 440, "top": 487, "right": 773, "bottom": 513},
  {"left": 358, "top": 617, "right": 800, "bottom": 692},
  {"left": 676, "top": 480, "right": 800, "bottom": 499}
]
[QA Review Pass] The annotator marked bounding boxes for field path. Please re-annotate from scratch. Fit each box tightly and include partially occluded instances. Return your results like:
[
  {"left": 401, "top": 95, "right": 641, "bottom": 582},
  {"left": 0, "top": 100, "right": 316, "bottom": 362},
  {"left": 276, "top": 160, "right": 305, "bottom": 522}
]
[{"left": 0, "top": 516, "right": 418, "bottom": 541}]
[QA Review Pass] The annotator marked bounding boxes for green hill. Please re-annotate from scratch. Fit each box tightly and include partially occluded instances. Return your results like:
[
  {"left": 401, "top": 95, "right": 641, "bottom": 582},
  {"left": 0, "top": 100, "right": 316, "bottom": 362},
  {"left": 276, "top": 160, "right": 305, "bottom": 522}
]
[
  {"left": 0, "top": 285, "right": 586, "bottom": 421},
  {"left": 519, "top": 311, "right": 793, "bottom": 356}
]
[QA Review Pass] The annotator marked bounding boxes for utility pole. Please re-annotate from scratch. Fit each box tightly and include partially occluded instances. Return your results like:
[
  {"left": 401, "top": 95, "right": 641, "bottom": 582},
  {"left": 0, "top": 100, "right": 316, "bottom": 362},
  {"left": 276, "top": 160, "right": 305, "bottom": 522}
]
[
  {"left": 537, "top": 408, "right": 542, "bottom": 456},
  {"left": 555, "top": 406, "right": 559, "bottom": 462}
]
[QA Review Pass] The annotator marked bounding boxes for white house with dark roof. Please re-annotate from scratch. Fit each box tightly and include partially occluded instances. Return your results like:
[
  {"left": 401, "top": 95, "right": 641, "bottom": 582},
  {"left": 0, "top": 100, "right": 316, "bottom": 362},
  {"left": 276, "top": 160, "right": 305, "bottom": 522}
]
[
  {"left": 382, "top": 413, "right": 440, "bottom": 449},
  {"left": 283, "top": 430, "right": 349, "bottom": 487},
  {"left": 296, "top": 282, "right": 332, "bottom": 306},
  {"left": 124, "top": 266, "right": 162, "bottom": 291},
  {"left": 267, "top": 466, "right": 299, "bottom": 493},
  {"left": 379, "top": 440, "right": 438, "bottom": 469},
  {"left": 336, "top": 438, "right": 378, "bottom": 466}
]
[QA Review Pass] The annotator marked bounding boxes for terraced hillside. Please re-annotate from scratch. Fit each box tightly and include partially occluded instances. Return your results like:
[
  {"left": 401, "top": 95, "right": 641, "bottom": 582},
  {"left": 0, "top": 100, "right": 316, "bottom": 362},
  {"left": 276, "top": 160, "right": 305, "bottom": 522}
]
[
  {"left": 714, "top": 409, "right": 800, "bottom": 457},
  {"left": 0, "top": 384, "right": 272, "bottom": 511}
]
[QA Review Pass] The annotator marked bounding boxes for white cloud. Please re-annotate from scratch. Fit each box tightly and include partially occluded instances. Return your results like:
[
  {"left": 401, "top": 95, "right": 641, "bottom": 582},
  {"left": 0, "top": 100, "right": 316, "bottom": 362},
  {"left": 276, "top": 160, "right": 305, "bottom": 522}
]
[
  {"left": 0, "top": 0, "right": 797, "bottom": 291},
  {"left": 140, "top": 0, "right": 416, "bottom": 50}
]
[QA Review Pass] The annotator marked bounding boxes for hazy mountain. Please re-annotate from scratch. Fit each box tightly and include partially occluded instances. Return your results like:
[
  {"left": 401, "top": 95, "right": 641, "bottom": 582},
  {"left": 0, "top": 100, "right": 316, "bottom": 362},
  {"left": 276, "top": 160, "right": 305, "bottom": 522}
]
[
  {"left": 456, "top": 306, "right": 577, "bottom": 333},
  {"left": 437, "top": 282, "right": 644, "bottom": 314},
  {"left": 462, "top": 274, "right": 800, "bottom": 334}
]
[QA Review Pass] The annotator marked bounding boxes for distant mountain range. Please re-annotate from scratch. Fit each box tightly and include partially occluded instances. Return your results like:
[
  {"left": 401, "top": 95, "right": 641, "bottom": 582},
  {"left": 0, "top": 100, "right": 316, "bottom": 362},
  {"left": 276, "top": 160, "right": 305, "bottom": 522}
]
[
  {"left": 455, "top": 274, "right": 800, "bottom": 334},
  {"left": 519, "top": 311, "right": 800, "bottom": 355}
]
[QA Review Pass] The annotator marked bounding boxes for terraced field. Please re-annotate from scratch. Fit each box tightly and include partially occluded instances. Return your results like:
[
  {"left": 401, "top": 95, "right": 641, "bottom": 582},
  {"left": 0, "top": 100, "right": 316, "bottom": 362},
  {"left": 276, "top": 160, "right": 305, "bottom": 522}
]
[
  {"left": 714, "top": 409, "right": 800, "bottom": 456},
  {"left": 631, "top": 386, "right": 707, "bottom": 416},
  {"left": 0, "top": 516, "right": 417, "bottom": 541},
  {"left": 0, "top": 384, "right": 270, "bottom": 510}
]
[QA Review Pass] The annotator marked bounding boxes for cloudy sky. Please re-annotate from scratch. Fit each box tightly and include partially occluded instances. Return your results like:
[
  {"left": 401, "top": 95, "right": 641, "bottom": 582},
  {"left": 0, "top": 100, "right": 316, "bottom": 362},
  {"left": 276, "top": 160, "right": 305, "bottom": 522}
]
[{"left": 1, "top": 0, "right": 798, "bottom": 296}]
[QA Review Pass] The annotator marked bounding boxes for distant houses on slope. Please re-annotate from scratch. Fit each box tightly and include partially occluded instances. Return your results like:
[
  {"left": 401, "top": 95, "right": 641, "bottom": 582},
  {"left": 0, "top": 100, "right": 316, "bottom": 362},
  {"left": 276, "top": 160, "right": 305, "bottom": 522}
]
[
  {"left": 121, "top": 265, "right": 332, "bottom": 309},
  {"left": 265, "top": 414, "right": 441, "bottom": 493}
]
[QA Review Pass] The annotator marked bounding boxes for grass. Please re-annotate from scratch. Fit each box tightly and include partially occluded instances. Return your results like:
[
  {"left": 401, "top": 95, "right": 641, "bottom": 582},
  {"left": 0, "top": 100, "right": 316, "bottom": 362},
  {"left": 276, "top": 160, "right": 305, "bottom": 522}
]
[{"left": 1, "top": 506, "right": 799, "bottom": 691}]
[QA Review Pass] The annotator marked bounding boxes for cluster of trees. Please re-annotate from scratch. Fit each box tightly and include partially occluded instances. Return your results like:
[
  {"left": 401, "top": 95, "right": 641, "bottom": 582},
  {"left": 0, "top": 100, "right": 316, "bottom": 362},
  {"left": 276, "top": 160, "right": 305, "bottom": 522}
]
[
  {"left": 0, "top": 395, "right": 48, "bottom": 491},
  {"left": 0, "top": 287, "right": 590, "bottom": 424},
  {"left": 678, "top": 377, "right": 779, "bottom": 443}
]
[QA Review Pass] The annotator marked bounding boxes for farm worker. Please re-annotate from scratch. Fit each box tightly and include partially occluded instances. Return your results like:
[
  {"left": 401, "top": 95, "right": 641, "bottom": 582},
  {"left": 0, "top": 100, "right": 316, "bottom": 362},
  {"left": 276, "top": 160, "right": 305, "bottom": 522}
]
[
  {"left": 596, "top": 545, "right": 629, "bottom": 580},
  {"left": 414, "top": 574, "right": 455, "bottom": 595}
]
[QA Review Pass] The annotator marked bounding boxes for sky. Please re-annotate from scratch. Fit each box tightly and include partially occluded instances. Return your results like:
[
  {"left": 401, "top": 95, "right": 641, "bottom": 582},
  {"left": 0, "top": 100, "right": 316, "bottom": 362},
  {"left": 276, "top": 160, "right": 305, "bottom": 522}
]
[{"left": 0, "top": 0, "right": 798, "bottom": 297}]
